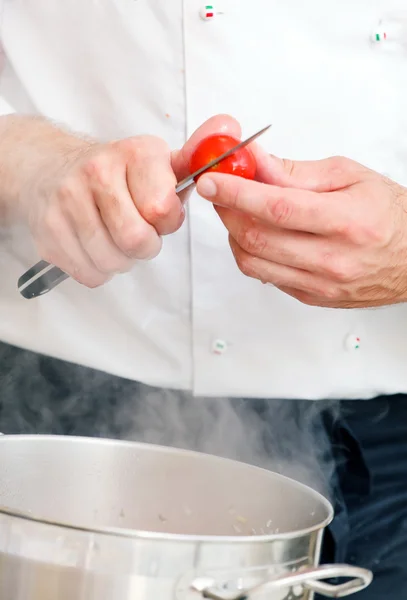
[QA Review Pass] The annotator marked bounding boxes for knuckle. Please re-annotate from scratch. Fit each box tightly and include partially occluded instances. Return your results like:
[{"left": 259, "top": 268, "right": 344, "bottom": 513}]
[
  {"left": 91, "top": 255, "right": 130, "bottom": 275},
  {"left": 291, "top": 290, "right": 318, "bottom": 307},
  {"left": 82, "top": 156, "right": 103, "bottom": 179},
  {"left": 57, "top": 177, "right": 78, "bottom": 205},
  {"left": 327, "top": 155, "right": 348, "bottom": 173},
  {"left": 87, "top": 275, "right": 110, "bottom": 289},
  {"left": 325, "top": 195, "right": 352, "bottom": 237},
  {"left": 346, "top": 217, "right": 392, "bottom": 247},
  {"left": 118, "top": 225, "right": 159, "bottom": 259},
  {"left": 363, "top": 222, "right": 392, "bottom": 246},
  {"left": 116, "top": 138, "right": 143, "bottom": 161},
  {"left": 267, "top": 197, "right": 292, "bottom": 225},
  {"left": 82, "top": 151, "right": 115, "bottom": 185},
  {"left": 322, "top": 156, "right": 350, "bottom": 192},
  {"left": 323, "top": 254, "right": 355, "bottom": 283},
  {"left": 145, "top": 193, "right": 178, "bottom": 224},
  {"left": 144, "top": 135, "right": 171, "bottom": 154},
  {"left": 238, "top": 224, "right": 268, "bottom": 256},
  {"left": 290, "top": 282, "right": 342, "bottom": 305},
  {"left": 117, "top": 135, "right": 169, "bottom": 158},
  {"left": 119, "top": 228, "right": 146, "bottom": 256},
  {"left": 42, "top": 207, "right": 64, "bottom": 234},
  {"left": 320, "top": 284, "right": 341, "bottom": 301},
  {"left": 329, "top": 215, "right": 352, "bottom": 238},
  {"left": 69, "top": 264, "right": 109, "bottom": 288},
  {"left": 76, "top": 272, "right": 108, "bottom": 288},
  {"left": 236, "top": 253, "right": 257, "bottom": 279}
]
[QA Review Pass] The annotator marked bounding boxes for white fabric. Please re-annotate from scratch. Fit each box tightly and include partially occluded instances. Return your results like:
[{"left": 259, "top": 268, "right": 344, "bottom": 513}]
[{"left": 0, "top": 0, "right": 407, "bottom": 399}]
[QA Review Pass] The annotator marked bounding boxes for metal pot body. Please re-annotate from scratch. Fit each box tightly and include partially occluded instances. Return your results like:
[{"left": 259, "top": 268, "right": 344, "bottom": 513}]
[{"left": 0, "top": 435, "right": 372, "bottom": 599}]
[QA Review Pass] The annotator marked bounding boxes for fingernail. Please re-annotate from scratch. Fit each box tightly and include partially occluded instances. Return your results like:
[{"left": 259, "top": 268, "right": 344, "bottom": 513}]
[{"left": 197, "top": 176, "right": 217, "bottom": 198}]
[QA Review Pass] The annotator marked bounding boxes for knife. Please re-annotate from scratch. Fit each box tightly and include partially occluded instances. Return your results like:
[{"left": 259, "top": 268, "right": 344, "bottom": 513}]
[{"left": 17, "top": 124, "right": 271, "bottom": 299}]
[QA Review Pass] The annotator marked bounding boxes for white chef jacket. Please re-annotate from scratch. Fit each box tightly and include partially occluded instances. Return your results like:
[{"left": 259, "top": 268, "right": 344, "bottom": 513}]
[{"left": 0, "top": 0, "right": 407, "bottom": 400}]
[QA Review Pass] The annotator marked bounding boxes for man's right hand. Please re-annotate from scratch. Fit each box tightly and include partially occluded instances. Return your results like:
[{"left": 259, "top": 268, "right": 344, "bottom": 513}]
[
  {"left": 22, "top": 135, "right": 185, "bottom": 288},
  {"left": 0, "top": 114, "right": 243, "bottom": 288}
]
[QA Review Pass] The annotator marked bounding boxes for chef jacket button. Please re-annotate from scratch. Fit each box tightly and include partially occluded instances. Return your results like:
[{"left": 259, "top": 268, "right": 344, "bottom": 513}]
[
  {"left": 371, "top": 28, "right": 388, "bottom": 43},
  {"left": 344, "top": 334, "right": 361, "bottom": 352},
  {"left": 212, "top": 339, "right": 228, "bottom": 355},
  {"left": 199, "top": 5, "right": 223, "bottom": 21}
]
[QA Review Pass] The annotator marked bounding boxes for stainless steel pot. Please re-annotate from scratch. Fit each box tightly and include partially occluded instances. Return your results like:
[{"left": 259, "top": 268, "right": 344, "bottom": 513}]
[{"left": 0, "top": 435, "right": 372, "bottom": 599}]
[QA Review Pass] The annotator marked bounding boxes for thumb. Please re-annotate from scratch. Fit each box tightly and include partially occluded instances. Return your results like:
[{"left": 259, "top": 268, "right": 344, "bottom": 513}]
[{"left": 254, "top": 151, "right": 369, "bottom": 192}]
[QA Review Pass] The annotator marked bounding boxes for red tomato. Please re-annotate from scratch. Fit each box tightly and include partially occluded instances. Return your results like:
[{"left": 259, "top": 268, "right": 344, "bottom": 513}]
[{"left": 189, "top": 134, "right": 257, "bottom": 181}]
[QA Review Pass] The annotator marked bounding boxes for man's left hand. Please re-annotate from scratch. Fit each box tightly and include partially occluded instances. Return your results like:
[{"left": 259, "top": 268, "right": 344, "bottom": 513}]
[{"left": 196, "top": 154, "right": 407, "bottom": 308}]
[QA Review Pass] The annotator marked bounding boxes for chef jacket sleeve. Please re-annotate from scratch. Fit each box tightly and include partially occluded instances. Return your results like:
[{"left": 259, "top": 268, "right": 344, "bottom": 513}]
[
  {"left": 0, "top": 43, "right": 15, "bottom": 116},
  {"left": 0, "top": 96, "right": 15, "bottom": 115}
]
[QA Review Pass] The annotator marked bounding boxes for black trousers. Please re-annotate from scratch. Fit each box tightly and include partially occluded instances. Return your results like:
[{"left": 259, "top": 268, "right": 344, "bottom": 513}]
[{"left": 0, "top": 341, "right": 406, "bottom": 599}]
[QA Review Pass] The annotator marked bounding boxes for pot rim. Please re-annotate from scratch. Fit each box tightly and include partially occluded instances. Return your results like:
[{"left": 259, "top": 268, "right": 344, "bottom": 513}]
[{"left": 0, "top": 434, "right": 334, "bottom": 543}]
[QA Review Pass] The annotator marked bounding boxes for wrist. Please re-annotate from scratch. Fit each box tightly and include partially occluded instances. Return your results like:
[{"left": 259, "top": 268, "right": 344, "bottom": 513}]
[{"left": 0, "top": 115, "right": 95, "bottom": 223}]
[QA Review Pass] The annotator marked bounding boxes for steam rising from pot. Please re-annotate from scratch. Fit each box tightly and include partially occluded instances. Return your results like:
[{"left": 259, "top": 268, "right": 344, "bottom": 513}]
[{"left": 0, "top": 342, "right": 339, "bottom": 499}]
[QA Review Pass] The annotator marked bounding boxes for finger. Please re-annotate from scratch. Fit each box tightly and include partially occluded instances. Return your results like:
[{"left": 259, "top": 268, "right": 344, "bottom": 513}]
[
  {"left": 278, "top": 286, "right": 397, "bottom": 309},
  {"left": 37, "top": 210, "right": 110, "bottom": 288},
  {"left": 253, "top": 152, "right": 370, "bottom": 192},
  {"left": 276, "top": 286, "right": 318, "bottom": 306},
  {"left": 61, "top": 178, "right": 134, "bottom": 274},
  {"left": 217, "top": 206, "right": 320, "bottom": 271},
  {"left": 276, "top": 286, "right": 336, "bottom": 308},
  {"left": 86, "top": 156, "right": 162, "bottom": 260},
  {"left": 216, "top": 206, "right": 359, "bottom": 281},
  {"left": 229, "top": 236, "right": 338, "bottom": 299},
  {"left": 124, "top": 137, "right": 184, "bottom": 235},
  {"left": 171, "top": 114, "right": 242, "bottom": 182},
  {"left": 198, "top": 172, "right": 350, "bottom": 235}
]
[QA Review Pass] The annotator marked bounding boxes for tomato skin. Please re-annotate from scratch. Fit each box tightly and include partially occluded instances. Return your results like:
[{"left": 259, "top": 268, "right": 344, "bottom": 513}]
[{"left": 189, "top": 134, "right": 257, "bottom": 182}]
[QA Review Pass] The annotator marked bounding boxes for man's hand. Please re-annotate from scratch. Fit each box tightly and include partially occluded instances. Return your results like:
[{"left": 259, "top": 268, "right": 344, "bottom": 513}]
[
  {"left": 196, "top": 153, "right": 407, "bottom": 308},
  {"left": 0, "top": 113, "right": 242, "bottom": 288},
  {"left": 24, "top": 135, "right": 185, "bottom": 288}
]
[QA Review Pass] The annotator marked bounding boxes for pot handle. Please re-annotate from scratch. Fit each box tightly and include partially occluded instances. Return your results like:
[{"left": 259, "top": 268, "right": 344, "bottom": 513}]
[{"left": 192, "top": 564, "right": 373, "bottom": 599}]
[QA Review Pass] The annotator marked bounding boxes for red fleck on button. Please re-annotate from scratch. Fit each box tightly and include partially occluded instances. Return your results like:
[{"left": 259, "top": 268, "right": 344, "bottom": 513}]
[
  {"left": 199, "top": 5, "right": 223, "bottom": 20},
  {"left": 345, "top": 334, "right": 361, "bottom": 352}
]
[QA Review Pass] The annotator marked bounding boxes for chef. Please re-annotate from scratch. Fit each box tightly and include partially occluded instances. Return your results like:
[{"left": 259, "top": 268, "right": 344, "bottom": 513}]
[{"left": 0, "top": 1, "right": 406, "bottom": 597}]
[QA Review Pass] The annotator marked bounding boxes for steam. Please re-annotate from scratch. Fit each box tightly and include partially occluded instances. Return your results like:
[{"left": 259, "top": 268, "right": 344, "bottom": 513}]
[
  {"left": 123, "top": 391, "right": 340, "bottom": 499},
  {"left": 0, "top": 341, "right": 339, "bottom": 500}
]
